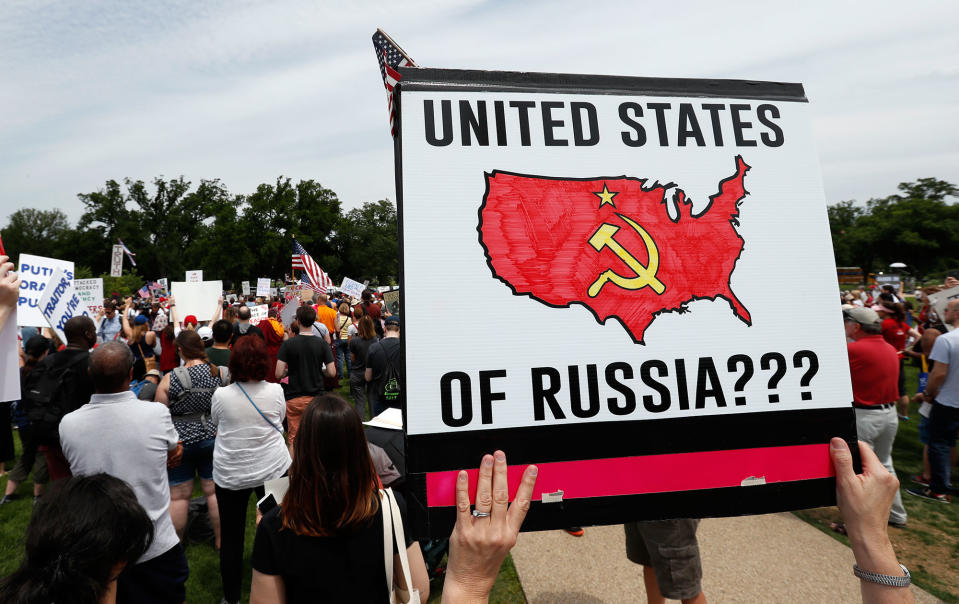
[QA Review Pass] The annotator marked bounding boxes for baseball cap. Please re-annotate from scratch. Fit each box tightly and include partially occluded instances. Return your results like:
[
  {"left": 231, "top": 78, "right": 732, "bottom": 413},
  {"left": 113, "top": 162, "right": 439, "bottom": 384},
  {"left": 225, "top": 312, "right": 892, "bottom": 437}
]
[
  {"left": 384, "top": 315, "right": 400, "bottom": 325},
  {"left": 145, "top": 369, "right": 162, "bottom": 379},
  {"left": 197, "top": 326, "right": 214, "bottom": 341},
  {"left": 844, "top": 307, "right": 880, "bottom": 326},
  {"left": 183, "top": 315, "right": 198, "bottom": 327},
  {"left": 133, "top": 314, "right": 149, "bottom": 325}
]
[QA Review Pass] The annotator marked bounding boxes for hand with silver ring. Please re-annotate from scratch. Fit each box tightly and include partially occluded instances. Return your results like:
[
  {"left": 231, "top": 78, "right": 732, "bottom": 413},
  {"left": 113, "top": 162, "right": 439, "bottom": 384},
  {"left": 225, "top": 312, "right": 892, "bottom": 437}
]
[{"left": 443, "top": 450, "right": 537, "bottom": 603}]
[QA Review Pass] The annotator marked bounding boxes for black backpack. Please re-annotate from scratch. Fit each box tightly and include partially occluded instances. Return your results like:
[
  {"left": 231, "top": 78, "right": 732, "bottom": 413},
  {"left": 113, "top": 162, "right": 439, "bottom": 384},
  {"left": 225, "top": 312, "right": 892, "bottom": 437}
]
[{"left": 20, "top": 353, "right": 90, "bottom": 444}]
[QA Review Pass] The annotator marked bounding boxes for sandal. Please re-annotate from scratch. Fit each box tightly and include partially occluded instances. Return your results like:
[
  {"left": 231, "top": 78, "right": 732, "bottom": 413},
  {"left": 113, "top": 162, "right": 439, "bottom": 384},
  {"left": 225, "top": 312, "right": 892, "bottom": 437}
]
[{"left": 829, "top": 522, "right": 847, "bottom": 536}]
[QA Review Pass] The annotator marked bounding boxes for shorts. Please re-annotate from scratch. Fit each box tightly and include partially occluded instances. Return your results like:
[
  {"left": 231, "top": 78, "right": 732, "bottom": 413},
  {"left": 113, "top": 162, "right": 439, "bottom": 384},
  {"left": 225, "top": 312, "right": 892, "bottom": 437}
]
[
  {"left": 625, "top": 518, "right": 702, "bottom": 600},
  {"left": 167, "top": 438, "right": 214, "bottom": 485},
  {"left": 116, "top": 544, "right": 189, "bottom": 604}
]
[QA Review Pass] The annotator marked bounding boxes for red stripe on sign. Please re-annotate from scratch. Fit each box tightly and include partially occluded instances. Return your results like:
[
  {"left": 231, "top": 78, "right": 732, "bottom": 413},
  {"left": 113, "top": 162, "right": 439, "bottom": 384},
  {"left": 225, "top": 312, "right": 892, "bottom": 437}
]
[{"left": 424, "top": 444, "right": 834, "bottom": 507}]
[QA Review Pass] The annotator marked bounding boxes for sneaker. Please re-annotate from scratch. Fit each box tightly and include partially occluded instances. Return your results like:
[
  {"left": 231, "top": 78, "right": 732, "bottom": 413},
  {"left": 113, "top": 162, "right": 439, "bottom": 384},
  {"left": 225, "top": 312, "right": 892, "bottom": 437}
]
[
  {"left": 564, "top": 527, "right": 585, "bottom": 537},
  {"left": 906, "top": 487, "right": 951, "bottom": 503},
  {"left": 888, "top": 520, "right": 907, "bottom": 529},
  {"left": 898, "top": 415, "right": 909, "bottom": 421},
  {"left": 0, "top": 494, "right": 19, "bottom": 505},
  {"left": 911, "top": 474, "right": 930, "bottom": 487}
]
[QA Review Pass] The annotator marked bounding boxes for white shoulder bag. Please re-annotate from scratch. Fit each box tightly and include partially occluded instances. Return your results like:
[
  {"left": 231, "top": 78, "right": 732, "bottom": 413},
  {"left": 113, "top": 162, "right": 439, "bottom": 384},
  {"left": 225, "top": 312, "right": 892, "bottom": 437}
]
[{"left": 380, "top": 488, "right": 421, "bottom": 604}]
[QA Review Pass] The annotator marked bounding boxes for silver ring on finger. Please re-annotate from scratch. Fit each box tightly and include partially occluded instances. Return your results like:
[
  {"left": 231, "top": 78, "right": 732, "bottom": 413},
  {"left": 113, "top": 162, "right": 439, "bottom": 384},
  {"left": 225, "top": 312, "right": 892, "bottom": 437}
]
[{"left": 471, "top": 509, "right": 491, "bottom": 518}]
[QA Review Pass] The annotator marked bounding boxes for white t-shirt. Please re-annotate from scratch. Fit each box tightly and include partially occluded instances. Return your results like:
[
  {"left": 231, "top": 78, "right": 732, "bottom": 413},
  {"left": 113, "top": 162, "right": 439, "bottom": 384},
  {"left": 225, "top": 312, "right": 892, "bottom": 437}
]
[
  {"left": 59, "top": 391, "right": 180, "bottom": 563},
  {"left": 929, "top": 329, "right": 959, "bottom": 408},
  {"left": 211, "top": 381, "right": 291, "bottom": 490}
]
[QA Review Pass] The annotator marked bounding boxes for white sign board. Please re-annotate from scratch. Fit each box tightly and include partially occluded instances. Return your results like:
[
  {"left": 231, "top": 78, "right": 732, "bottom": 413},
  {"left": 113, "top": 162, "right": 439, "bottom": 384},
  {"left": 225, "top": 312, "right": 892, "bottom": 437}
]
[
  {"left": 397, "top": 69, "right": 856, "bottom": 534},
  {"left": 241, "top": 281, "right": 250, "bottom": 296},
  {"left": 110, "top": 244, "right": 123, "bottom": 277},
  {"left": 256, "top": 278, "right": 271, "bottom": 298},
  {"left": 186, "top": 270, "right": 203, "bottom": 283},
  {"left": 280, "top": 300, "right": 298, "bottom": 327},
  {"left": 170, "top": 281, "right": 223, "bottom": 322},
  {"left": 0, "top": 311, "right": 18, "bottom": 402},
  {"left": 339, "top": 277, "right": 366, "bottom": 300},
  {"left": 249, "top": 304, "right": 269, "bottom": 326},
  {"left": 158, "top": 277, "right": 169, "bottom": 292},
  {"left": 38, "top": 268, "right": 92, "bottom": 343},
  {"left": 270, "top": 287, "right": 278, "bottom": 297},
  {"left": 74, "top": 278, "right": 104, "bottom": 315},
  {"left": 17, "top": 254, "right": 75, "bottom": 327},
  {"left": 928, "top": 286, "right": 959, "bottom": 332}
]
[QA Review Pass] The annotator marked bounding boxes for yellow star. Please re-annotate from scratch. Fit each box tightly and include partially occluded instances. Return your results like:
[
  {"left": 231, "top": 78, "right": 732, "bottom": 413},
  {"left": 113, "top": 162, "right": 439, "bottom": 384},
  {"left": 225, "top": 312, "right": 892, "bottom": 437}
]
[{"left": 593, "top": 183, "right": 618, "bottom": 208}]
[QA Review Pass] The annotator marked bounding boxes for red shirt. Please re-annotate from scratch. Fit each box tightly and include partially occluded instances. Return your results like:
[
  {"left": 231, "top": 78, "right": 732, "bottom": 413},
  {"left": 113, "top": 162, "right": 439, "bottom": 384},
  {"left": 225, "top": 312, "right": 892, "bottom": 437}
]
[
  {"left": 847, "top": 335, "right": 899, "bottom": 406},
  {"left": 880, "top": 318, "right": 908, "bottom": 352}
]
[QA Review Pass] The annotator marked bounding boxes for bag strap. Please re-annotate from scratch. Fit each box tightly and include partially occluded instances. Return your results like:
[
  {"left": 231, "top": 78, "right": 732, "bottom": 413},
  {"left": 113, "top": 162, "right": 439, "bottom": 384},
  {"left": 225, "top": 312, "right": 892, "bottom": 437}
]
[
  {"left": 386, "top": 488, "right": 415, "bottom": 599},
  {"left": 235, "top": 382, "right": 283, "bottom": 435},
  {"left": 921, "top": 355, "right": 929, "bottom": 373},
  {"left": 381, "top": 490, "right": 394, "bottom": 598}
]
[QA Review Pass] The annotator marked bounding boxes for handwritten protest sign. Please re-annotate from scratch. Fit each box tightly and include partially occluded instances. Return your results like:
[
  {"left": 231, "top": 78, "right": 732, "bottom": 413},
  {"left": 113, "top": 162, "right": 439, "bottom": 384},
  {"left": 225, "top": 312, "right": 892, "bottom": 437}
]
[
  {"left": 382, "top": 289, "right": 400, "bottom": 315},
  {"left": 74, "top": 278, "right": 104, "bottom": 315},
  {"left": 395, "top": 68, "right": 856, "bottom": 536},
  {"left": 38, "top": 268, "right": 92, "bottom": 343},
  {"left": 17, "top": 254, "right": 75, "bottom": 327},
  {"left": 280, "top": 300, "right": 297, "bottom": 327},
  {"left": 249, "top": 304, "right": 269, "bottom": 325},
  {"left": 110, "top": 245, "right": 123, "bottom": 277},
  {"left": 241, "top": 281, "right": 250, "bottom": 296},
  {"left": 171, "top": 281, "right": 223, "bottom": 322},
  {"left": 256, "top": 278, "right": 270, "bottom": 298},
  {"left": 929, "top": 286, "right": 959, "bottom": 332},
  {"left": 340, "top": 277, "right": 366, "bottom": 300},
  {"left": 186, "top": 270, "right": 203, "bottom": 283}
]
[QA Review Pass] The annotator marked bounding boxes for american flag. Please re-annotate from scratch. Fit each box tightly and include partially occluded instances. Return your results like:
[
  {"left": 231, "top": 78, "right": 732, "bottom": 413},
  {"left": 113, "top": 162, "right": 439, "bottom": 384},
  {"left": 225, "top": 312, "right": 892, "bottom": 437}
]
[
  {"left": 118, "top": 238, "right": 137, "bottom": 266},
  {"left": 291, "top": 239, "right": 333, "bottom": 293},
  {"left": 372, "top": 29, "right": 416, "bottom": 136}
]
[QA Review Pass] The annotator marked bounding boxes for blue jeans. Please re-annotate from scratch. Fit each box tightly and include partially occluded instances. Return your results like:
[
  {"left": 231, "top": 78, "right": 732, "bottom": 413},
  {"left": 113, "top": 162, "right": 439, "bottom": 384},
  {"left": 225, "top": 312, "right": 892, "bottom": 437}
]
[
  {"left": 929, "top": 402, "right": 959, "bottom": 494},
  {"left": 334, "top": 339, "right": 351, "bottom": 378}
]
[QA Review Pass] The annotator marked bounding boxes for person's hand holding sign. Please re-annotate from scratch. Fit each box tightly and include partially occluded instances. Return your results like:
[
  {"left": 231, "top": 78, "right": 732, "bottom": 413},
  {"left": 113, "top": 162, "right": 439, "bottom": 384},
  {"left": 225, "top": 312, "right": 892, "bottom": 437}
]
[
  {"left": 443, "top": 451, "right": 537, "bottom": 604},
  {"left": 0, "top": 254, "right": 20, "bottom": 334},
  {"left": 830, "top": 438, "right": 914, "bottom": 603}
]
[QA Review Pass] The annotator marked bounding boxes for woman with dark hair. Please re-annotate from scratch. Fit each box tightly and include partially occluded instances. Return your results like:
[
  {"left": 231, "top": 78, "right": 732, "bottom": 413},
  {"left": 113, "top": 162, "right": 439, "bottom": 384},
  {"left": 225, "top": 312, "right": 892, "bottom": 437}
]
[
  {"left": 249, "top": 394, "right": 429, "bottom": 603},
  {"left": 0, "top": 473, "right": 154, "bottom": 604},
  {"left": 120, "top": 297, "right": 157, "bottom": 382},
  {"left": 348, "top": 313, "right": 378, "bottom": 419},
  {"left": 1, "top": 335, "right": 50, "bottom": 505},
  {"left": 155, "top": 329, "right": 224, "bottom": 550},
  {"left": 212, "top": 336, "right": 291, "bottom": 604}
]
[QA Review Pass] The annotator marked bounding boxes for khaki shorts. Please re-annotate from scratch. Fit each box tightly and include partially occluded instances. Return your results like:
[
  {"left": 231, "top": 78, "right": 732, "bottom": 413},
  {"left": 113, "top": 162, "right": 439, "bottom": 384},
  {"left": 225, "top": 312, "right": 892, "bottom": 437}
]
[{"left": 624, "top": 518, "right": 702, "bottom": 600}]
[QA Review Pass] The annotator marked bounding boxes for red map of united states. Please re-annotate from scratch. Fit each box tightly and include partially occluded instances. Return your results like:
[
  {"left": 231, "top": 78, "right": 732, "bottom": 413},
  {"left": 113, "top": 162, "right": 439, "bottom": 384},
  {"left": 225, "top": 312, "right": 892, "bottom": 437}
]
[{"left": 479, "top": 156, "right": 752, "bottom": 344}]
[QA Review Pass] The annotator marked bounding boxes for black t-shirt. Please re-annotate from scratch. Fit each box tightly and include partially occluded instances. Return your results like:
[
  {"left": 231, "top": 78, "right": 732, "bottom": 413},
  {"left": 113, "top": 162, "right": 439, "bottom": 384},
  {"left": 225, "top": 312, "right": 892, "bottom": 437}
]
[
  {"left": 47, "top": 349, "right": 95, "bottom": 414},
  {"left": 349, "top": 336, "right": 377, "bottom": 372},
  {"left": 367, "top": 338, "right": 402, "bottom": 410},
  {"left": 232, "top": 322, "right": 265, "bottom": 345},
  {"left": 277, "top": 334, "right": 334, "bottom": 399},
  {"left": 251, "top": 491, "right": 413, "bottom": 604}
]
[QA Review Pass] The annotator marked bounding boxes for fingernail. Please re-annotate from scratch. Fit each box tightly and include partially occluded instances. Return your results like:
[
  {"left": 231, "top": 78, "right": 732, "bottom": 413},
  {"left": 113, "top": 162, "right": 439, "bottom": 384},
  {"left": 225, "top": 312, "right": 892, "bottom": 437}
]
[
  {"left": 458, "top": 470, "right": 467, "bottom": 481},
  {"left": 495, "top": 451, "right": 506, "bottom": 462},
  {"left": 528, "top": 465, "right": 538, "bottom": 477},
  {"left": 830, "top": 438, "right": 845, "bottom": 450},
  {"left": 483, "top": 456, "right": 493, "bottom": 467}
]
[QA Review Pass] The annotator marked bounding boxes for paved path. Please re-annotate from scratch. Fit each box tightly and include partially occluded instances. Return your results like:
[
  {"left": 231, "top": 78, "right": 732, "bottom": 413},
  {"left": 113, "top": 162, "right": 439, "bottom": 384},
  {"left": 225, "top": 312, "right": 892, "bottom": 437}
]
[{"left": 511, "top": 512, "right": 941, "bottom": 603}]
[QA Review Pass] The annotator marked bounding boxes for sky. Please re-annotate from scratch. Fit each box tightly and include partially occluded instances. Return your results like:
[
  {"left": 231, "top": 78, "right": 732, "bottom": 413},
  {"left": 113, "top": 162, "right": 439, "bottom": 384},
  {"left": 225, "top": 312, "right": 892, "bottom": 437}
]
[{"left": 1, "top": 0, "right": 957, "bottom": 225}]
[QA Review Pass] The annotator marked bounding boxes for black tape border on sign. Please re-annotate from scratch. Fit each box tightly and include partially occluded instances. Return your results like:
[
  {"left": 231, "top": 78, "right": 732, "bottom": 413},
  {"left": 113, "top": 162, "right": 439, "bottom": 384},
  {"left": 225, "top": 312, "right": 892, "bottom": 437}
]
[
  {"left": 409, "top": 476, "right": 837, "bottom": 539},
  {"left": 397, "top": 67, "right": 807, "bottom": 103},
  {"left": 406, "top": 407, "right": 857, "bottom": 472}
]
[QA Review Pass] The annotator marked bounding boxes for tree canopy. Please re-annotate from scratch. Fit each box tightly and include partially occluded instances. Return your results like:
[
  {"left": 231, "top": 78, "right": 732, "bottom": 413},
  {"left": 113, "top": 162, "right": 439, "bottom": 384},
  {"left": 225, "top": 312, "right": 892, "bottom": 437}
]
[{"left": 1, "top": 176, "right": 398, "bottom": 289}]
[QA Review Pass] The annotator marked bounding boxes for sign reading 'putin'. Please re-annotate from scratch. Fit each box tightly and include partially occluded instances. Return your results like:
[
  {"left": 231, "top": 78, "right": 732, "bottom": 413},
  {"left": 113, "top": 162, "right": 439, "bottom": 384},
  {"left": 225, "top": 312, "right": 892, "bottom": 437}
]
[{"left": 394, "top": 69, "right": 856, "bottom": 537}]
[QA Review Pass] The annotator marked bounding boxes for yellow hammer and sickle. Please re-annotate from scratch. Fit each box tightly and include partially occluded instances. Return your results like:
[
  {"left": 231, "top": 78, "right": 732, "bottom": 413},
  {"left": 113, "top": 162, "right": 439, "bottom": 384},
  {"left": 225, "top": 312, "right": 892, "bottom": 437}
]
[{"left": 587, "top": 213, "right": 666, "bottom": 298}]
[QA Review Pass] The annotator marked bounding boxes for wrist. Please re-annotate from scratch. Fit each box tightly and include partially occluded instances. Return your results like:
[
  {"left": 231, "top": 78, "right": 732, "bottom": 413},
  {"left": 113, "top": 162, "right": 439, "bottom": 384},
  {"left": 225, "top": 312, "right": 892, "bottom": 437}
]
[
  {"left": 849, "top": 532, "right": 901, "bottom": 576},
  {"left": 441, "top": 574, "right": 490, "bottom": 604}
]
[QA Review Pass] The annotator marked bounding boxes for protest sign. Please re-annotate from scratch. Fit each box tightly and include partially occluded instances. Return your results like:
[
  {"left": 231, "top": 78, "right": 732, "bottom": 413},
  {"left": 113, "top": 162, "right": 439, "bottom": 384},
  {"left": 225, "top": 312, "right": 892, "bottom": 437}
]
[
  {"left": 38, "top": 268, "right": 92, "bottom": 344},
  {"left": 158, "top": 277, "right": 169, "bottom": 293},
  {"left": 256, "top": 278, "right": 270, "bottom": 298},
  {"left": 186, "top": 270, "right": 203, "bottom": 283},
  {"left": 270, "top": 287, "right": 278, "bottom": 297},
  {"left": 170, "top": 281, "right": 223, "bottom": 322},
  {"left": 280, "top": 300, "right": 298, "bottom": 327},
  {"left": 339, "top": 277, "right": 366, "bottom": 300},
  {"left": 928, "top": 286, "right": 959, "bottom": 332},
  {"left": 876, "top": 274, "right": 900, "bottom": 288},
  {"left": 395, "top": 69, "right": 857, "bottom": 536},
  {"left": 74, "top": 278, "right": 104, "bottom": 315},
  {"left": 382, "top": 289, "right": 400, "bottom": 315},
  {"left": 0, "top": 310, "right": 17, "bottom": 402},
  {"left": 241, "top": 281, "right": 250, "bottom": 296},
  {"left": 17, "top": 254, "right": 75, "bottom": 327},
  {"left": 110, "top": 245, "right": 123, "bottom": 277},
  {"left": 249, "top": 304, "right": 269, "bottom": 325}
]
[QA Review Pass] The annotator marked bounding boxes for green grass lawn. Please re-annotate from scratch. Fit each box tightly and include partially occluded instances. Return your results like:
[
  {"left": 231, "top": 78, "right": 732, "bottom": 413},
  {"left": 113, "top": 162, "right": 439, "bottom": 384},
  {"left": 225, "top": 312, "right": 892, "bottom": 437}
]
[{"left": 0, "top": 376, "right": 527, "bottom": 603}]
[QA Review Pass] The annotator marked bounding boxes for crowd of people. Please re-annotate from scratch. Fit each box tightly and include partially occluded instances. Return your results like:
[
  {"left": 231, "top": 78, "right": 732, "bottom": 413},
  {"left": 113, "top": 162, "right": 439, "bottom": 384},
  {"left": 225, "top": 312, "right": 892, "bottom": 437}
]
[{"left": 0, "top": 252, "right": 942, "bottom": 603}]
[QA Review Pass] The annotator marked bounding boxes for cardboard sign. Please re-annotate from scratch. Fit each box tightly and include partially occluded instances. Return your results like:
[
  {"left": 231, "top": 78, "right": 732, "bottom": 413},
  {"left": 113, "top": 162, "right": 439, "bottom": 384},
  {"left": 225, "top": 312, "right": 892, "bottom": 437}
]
[
  {"left": 340, "top": 277, "right": 366, "bottom": 300},
  {"left": 249, "top": 304, "right": 269, "bottom": 326},
  {"left": 110, "top": 245, "right": 123, "bottom": 277},
  {"left": 17, "top": 254, "right": 75, "bottom": 327},
  {"left": 396, "top": 69, "right": 856, "bottom": 536},
  {"left": 186, "top": 270, "right": 203, "bottom": 283},
  {"left": 382, "top": 289, "right": 400, "bottom": 315},
  {"left": 38, "top": 268, "right": 92, "bottom": 343},
  {"left": 170, "top": 281, "right": 223, "bottom": 322},
  {"left": 928, "top": 286, "right": 959, "bottom": 332},
  {"left": 241, "top": 281, "right": 251, "bottom": 296},
  {"left": 256, "top": 278, "right": 271, "bottom": 298},
  {"left": 74, "top": 278, "right": 104, "bottom": 315}
]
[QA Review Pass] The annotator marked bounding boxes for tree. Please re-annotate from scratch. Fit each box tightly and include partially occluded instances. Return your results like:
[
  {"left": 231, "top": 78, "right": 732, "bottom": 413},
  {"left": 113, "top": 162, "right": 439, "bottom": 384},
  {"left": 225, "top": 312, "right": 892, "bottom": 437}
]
[
  {"left": 333, "top": 199, "right": 398, "bottom": 283},
  {"left": 0, "top": 208, "right": 72, "bottom": 259}
]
